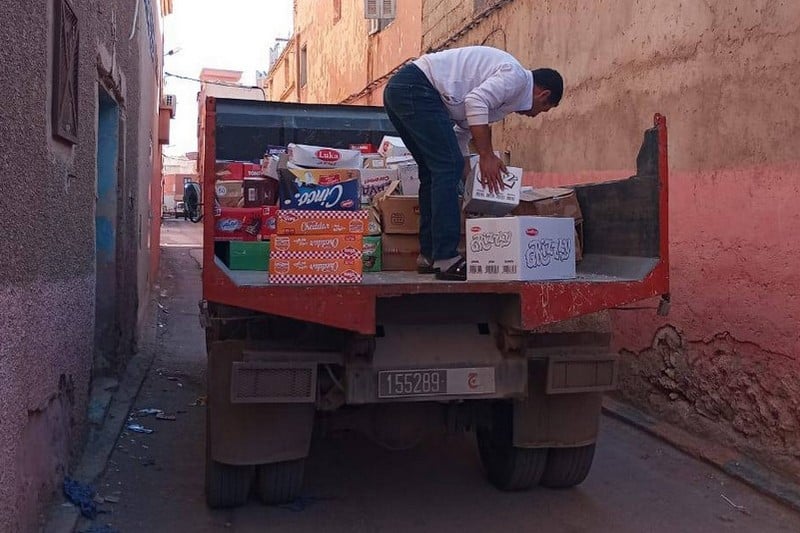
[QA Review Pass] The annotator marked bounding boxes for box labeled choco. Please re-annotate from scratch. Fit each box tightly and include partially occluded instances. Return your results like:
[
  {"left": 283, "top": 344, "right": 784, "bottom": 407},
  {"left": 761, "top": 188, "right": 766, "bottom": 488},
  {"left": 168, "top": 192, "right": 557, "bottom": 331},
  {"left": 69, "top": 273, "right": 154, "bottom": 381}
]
[
  {"left": 463, "top": 157, "right": 522, "bottom": 216},
  {"left": 279, "top": 168, "right": 360, "bottom": 211},
  {"left": 276, "top": 210, "right": 368, "bottom": 236},
  {"left": 287, "top": 143, "right": 363, "bottom": 169},
  {"left": 360, "top": 168, "right": 398, "bottom": 204},
  {"left": 362, "top": 236, "right": 382, "bottom": 272},
  {"left": 261, "top": 206, "right": 279, "bottom": 240},
  {"left": 215, "top": 207, "right": 262, "bottom": 241},
  {"left": 215, "top": 180, "right": 244, "bottom": 208},
  {"left": 466, "top": 216, "right": 575, "bottom": 281},
  {"left": 271, "top": 234, "right": 362, "bottom": 259},
  {"left": 269, "top": 256, "right": 363, "bottom": 284}
]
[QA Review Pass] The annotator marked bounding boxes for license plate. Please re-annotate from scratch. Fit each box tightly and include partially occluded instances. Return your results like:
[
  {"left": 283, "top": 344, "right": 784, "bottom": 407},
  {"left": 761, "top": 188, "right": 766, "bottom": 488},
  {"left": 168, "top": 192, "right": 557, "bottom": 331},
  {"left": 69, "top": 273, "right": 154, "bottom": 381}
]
[{"left": 377, "top": 368, "right": 495, "bottom": 398}]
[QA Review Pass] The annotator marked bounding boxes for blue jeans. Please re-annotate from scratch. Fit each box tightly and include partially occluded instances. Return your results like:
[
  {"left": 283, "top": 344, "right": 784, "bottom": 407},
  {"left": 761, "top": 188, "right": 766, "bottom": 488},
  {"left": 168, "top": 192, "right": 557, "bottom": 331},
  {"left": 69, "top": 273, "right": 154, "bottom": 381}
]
[{"left": 383, "top": 64, "right": 464, "bottom": 261}]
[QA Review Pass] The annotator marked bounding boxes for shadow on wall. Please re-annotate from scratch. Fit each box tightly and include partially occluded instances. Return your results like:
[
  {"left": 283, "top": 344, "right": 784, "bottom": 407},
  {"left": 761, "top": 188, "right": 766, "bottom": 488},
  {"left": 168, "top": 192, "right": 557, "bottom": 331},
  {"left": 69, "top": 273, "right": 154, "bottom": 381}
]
[{"left": 618, "top": 325, "right": 800, "bottom": 481}]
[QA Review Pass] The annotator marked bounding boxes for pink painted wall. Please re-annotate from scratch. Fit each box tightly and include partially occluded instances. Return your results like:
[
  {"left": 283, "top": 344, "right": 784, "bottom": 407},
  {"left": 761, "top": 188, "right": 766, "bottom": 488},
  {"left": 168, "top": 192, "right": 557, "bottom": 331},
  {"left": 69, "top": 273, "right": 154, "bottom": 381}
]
[{"left": 423, "top": 0, "right": 800, "bottom": 477}]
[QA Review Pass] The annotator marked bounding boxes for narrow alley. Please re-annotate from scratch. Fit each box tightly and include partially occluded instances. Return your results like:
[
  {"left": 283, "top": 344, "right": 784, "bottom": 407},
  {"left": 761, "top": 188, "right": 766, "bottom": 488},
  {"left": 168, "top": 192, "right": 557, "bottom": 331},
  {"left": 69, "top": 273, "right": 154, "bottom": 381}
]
[{"left": 76, "top": 221, "right": 800, "bottom": 533}]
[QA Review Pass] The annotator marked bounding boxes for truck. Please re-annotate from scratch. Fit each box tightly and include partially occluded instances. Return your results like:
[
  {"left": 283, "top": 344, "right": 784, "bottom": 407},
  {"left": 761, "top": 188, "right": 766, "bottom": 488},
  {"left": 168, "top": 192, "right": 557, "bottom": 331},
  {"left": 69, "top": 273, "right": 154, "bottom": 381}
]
[{"left": 198, "top": 96, "right": 670, "bottom": 508}]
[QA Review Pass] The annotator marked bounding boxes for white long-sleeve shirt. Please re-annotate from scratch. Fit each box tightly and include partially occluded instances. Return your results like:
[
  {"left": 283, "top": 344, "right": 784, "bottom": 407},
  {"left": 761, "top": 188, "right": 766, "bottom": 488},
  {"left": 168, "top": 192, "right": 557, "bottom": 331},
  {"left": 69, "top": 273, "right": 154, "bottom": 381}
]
[{"left": 413, "top": 46, "right": 533, "bottom": 155}]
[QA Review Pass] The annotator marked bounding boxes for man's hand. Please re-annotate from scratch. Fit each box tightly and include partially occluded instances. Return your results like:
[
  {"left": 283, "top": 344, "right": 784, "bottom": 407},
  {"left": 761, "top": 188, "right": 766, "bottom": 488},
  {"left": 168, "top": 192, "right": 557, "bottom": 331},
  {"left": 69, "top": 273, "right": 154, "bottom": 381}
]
[{"left": 479, "top": 153, "right": 507, "bottom": 194}]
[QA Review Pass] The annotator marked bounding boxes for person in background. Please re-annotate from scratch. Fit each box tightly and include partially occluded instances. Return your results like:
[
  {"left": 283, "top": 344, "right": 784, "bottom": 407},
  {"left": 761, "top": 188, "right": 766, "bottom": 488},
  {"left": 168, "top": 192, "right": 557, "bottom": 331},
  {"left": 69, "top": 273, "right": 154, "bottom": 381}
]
[{"left": 383, "top": 46, "right": 563, "bottom": 281}]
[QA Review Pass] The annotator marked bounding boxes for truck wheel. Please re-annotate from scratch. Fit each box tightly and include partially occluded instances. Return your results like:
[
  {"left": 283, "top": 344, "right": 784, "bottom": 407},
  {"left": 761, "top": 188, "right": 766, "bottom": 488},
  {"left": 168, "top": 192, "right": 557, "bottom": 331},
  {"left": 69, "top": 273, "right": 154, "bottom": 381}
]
[
  {"left": 541, "top": 444, "right": 596, "bottom": 488},
  {"left": 477, "top": 402, "right": 548, "bottom": 491},
  {"left": 255, "top": 459, "right": 305, "bottom": 504},
  {"left": 206, "top": 458, "right": 254, "bottom": 508}
]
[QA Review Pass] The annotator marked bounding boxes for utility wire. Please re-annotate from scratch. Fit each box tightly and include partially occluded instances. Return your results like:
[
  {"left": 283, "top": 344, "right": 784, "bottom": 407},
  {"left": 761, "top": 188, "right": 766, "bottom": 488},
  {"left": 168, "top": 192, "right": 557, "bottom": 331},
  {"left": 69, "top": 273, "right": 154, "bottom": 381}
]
[{"left": 164, "top": 72, "right": 268, "bottom": 100}]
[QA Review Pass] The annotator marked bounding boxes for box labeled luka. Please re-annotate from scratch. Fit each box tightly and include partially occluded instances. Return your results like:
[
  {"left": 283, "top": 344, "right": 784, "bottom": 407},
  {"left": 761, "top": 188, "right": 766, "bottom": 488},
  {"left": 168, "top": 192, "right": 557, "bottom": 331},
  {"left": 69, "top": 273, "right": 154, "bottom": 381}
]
[{"left": 466, "top": 216, "right": 575, "bottom": 281}]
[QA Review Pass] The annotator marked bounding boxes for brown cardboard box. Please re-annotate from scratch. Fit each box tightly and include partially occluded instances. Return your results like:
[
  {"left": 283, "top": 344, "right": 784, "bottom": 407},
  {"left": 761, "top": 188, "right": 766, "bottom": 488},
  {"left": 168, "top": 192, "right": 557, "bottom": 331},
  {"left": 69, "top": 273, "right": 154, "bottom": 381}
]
[
  {"left": 382, "top": 234, "right": 467, "bottom": 271},
  {"left": 215, "top": 180, "right": 244, "bottom": 208},
  {"left": 374, "top": 182, "right": 420, "bottom": 234},
  {"left": 513, "top": 187, "right": 584, "bottom": 261}
]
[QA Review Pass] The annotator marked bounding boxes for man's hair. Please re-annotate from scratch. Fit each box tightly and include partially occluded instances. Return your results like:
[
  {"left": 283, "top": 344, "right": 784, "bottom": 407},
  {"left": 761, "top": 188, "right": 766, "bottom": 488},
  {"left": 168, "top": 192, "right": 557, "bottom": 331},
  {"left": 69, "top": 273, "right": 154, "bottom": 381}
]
[{"left": 532, "top": 68, "right": 563, "bottom": 106}]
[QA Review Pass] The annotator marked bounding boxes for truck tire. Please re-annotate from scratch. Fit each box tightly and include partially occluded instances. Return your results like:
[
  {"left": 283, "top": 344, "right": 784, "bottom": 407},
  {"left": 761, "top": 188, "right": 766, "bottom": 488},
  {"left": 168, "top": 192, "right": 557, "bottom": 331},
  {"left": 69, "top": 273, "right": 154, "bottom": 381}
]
[
  {"left": 541, "top": 444, "right": 596, "bottom": 488},
  {"left": 206, "top": 458, "right": 254, "bottom": 508},
  {"left": 477, "top": 402, "right": 548, "bottom": 491},
  {"left": 255, "top": 459, "right": 305, "bottom": 504}
]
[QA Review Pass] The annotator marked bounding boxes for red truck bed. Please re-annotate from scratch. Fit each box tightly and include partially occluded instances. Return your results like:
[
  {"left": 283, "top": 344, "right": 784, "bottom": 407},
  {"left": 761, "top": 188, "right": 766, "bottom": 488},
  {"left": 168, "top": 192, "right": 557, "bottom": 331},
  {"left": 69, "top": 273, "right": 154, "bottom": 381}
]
[{"left": 201, "top": 98, "right": 669, "bottom": 334}]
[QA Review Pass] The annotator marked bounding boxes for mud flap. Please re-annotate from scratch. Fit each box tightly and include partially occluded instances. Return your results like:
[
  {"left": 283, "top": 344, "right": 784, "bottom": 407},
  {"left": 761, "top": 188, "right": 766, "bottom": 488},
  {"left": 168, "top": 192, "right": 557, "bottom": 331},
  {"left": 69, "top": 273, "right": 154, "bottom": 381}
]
[
  {"left": 207, "top": 340, "right": 315, "bottom": 465},
  {"left": 512, "top": 362, "right": 602, "bottom": 448}
]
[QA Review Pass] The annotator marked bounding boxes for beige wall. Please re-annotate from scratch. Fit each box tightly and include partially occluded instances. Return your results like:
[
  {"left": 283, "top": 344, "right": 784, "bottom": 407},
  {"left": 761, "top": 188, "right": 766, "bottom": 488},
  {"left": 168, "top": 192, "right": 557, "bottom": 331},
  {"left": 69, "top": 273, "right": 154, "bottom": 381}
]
[
  {"left": 422, "top": 0, "right": 800, "bottom": 478},
  {"left": 265, "top": 0, "right": 422, "bottom": 105}
]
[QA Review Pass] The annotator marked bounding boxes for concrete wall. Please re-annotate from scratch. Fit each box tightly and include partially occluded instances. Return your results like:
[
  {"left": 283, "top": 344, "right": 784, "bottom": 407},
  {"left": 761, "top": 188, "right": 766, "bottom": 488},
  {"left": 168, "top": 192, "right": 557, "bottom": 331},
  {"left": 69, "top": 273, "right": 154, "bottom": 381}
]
[
  {"left": 421, "top": 0, "right": 800, "bottom": 477},
  {"left": 0, "top": 0, "right": 163, "bottom": 529},
  {"left": 266, "top": 0, "right": 422, "bottom": 105}
]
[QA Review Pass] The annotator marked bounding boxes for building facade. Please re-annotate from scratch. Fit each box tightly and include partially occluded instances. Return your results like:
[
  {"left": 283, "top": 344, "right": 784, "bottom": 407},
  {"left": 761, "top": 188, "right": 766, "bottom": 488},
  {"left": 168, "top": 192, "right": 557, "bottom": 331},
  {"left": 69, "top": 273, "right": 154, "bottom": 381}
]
[
  {"left": 421, "top": 0, "right": 800, "bottom": 478},
  {"left": 264, "top": 0, "right": 422, "bottom": 105},
  {"left": 0, "top": 0, "right": 172, "bottom": 529}
]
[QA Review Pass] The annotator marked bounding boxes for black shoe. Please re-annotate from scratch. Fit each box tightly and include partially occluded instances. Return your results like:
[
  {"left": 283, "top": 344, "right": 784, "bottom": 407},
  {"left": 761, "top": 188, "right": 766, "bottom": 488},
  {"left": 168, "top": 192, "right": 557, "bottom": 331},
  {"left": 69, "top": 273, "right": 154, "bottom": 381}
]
[
  {"left": 435, "top": 256, "right": 468, "bottom": 281},
  {"left": 417, "top": 254, "right": 438, "bottom": 274}
]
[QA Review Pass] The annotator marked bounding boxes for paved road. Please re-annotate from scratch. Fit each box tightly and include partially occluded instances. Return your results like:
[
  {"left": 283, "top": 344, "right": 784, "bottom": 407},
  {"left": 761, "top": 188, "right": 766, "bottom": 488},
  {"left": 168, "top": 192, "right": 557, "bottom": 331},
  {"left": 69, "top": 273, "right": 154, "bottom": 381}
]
[{"left": 85, "top": 221, "right": 800, "bottom": 532}]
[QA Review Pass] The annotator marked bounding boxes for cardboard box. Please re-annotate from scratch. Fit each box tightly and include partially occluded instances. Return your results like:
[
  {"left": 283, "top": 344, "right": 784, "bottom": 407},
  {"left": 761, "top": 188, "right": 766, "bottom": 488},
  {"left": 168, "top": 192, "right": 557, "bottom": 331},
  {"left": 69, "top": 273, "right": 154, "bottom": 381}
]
[
  {"left": 269, "top": 256, "right": 363, "bottom": 284},
  {"left": 242, "top": 162, "right": 263, "bottom": 178},
  {"left": 278, "top": 168, "right": 360, "bottom": 211},
  {"left": 243, "top": 177, "right": 279, "bottom": 207},
  {"left": 362, "top": 236, "right": 382, "bottom": 272},
  {"left": 378, "top": 136, "right": 412, "bottom": 159},
  {"left": 463, "top": 158, "right": 522, "bottom": 216},
  {"left": 215, "top": 180, "right": 244, "bottom": 208},
  {"left": 214, "top": 207, "right": 262, "bottom": 241},
  {"left": 513, "top": 187, "right": 584, "bottom": 261},
  {"left": 360, "top": 168, "right": 398, "bottom": 204},
  {"left": 365, "top": 206, "right": 382, "bottom": 236},
  {"left": 364, "top": 155, "right": 387, "bottom": 169},
  {"left": 466, "top": 216, "right": 576, "bottom": 281},
  {"left": 260, "top": 206, "right": 279, "bottom": 240},
  {"left": 387, "top": 156, "right": 420, "bottom": 195},
  {"left": 267, "top": 145, "right": 287, "bottom": 155},
  {"left": 287, "top": 143, "right": 363, "bottom": 169},
  {"left": 350, "top": 143, "right": 376, "bottom": 154},
  {"left": 376, "top": 192, "right": 420, "bottom": 234},
  {"left": 271, "top": 234, "right": 362, "bottom": 259},
  {"left": 276, "top": 210, "right": 368, "bottom": 236},
  {"left": 215, "top": 160, "right": 244, "bottom": 180},
  {"left": 381, "top": 234, "right": 420, "bottom": 271},
  {"left": 222, "top": 241, "right": 270, "bottom": 271},
  {"left": 382, "top": 234, "right": 466, "bottom": 271},
  {"left": 263, "top": 153, "right": 289, "bottom": 180}
]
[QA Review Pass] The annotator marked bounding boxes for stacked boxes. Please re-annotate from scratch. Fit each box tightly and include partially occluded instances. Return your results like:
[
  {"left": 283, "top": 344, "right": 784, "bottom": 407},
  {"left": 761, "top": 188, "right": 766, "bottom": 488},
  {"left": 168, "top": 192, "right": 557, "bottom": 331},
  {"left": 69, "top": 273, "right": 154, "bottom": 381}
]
[{"left": 269, "top": 211, "right": 367, "bottom": 284}]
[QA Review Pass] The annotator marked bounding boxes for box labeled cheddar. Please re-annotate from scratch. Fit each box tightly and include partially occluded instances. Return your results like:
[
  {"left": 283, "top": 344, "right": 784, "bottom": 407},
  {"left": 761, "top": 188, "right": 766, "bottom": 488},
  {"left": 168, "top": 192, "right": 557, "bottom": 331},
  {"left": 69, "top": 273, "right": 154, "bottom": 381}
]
[
  {"left": 269, "top": 256, "right": 363, "bottom": 284},
  {"left": 276, "top": 210, "right": 368, "bottom": 236},
  {"left": 271, "top": 235, "right": 362, "bottom": 259}
]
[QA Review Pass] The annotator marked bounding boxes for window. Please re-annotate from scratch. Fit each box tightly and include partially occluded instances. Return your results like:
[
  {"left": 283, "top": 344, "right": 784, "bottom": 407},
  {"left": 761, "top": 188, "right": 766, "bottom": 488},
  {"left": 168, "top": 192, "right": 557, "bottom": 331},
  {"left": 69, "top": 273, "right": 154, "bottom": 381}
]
[
  {"left": 299, "top": 45, "right": 307, "bottom": 88},
  {"left": 52, "top": 0, "right": 79, "bottom": 144},
  {"left": 368, "top": 17, "right": 393, "bottom": 35},
  {"left": 333, "top": 0, "right": 341, "bottom": 23}
]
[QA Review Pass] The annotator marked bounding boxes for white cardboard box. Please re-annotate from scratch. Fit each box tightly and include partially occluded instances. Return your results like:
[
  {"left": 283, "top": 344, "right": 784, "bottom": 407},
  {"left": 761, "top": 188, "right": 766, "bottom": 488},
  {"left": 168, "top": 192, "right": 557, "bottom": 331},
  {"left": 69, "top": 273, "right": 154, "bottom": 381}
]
[
  {"left": 359, "top": 168, "right": 399, "bottom": 204},
  {"left": 387, "top": 156, "right": 420, "bottom": 195},
  {"left": 378, "top": 136, "right": 412, "bottom": 158},
  {"left": 287, "top": 143, "right": 363, "bottom": 169},
  {"left": 463, "top": 157, "right": 521, "bottom": 216},
  {"left": 466, "top": 216, "right": 576, "bottom": 281}
]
